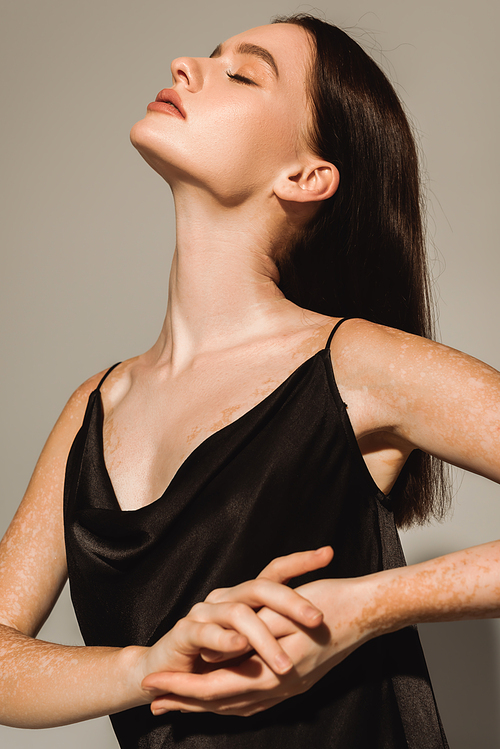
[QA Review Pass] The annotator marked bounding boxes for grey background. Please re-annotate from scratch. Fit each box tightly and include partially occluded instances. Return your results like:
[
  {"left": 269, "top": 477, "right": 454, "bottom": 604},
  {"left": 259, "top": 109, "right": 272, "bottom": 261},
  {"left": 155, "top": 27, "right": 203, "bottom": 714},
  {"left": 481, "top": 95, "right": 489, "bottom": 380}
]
[{"left": 1, "top": 0, "right": 499, "bottom": 746}]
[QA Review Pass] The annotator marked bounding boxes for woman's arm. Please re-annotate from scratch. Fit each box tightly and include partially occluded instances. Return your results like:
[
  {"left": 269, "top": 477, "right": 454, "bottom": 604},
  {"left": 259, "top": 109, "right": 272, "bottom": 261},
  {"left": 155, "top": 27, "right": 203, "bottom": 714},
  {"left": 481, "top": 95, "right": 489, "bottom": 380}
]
[
  {"left": 144, "top": 540, "right": 500, "bottom": 717},
  {"left": 0, "top": 374, "right": 326, "bottom": 728},
  {"left": 0, "top": 371, "right": 153, "bottom": 727},
  {"left": 333, "top": 319, "right": 500, "bottom": 484},
  {"left": 0, "top": 372, "right": 135, "bottom": 726}
]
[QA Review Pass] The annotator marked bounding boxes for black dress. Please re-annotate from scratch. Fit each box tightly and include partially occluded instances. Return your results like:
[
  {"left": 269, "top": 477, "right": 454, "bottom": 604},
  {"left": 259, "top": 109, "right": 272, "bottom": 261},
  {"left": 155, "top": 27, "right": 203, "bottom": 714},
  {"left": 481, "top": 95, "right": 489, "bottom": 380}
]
[{"left": 63, "top": 319, "right": 449, "bottom": 748}]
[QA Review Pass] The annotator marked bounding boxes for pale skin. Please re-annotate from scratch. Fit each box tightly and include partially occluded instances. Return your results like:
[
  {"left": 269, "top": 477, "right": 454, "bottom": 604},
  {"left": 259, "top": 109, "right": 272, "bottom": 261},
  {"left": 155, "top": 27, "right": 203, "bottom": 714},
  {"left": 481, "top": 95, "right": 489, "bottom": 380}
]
[{"left": 0, "top": 21, "right": 499, "bottom": 729}]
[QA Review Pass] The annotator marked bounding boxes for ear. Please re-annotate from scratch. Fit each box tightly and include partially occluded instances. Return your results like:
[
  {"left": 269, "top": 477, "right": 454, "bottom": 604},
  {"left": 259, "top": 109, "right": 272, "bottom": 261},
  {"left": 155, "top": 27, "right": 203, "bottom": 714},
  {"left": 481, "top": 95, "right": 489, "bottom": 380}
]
[{"left": 273, "top": 159, "right": 339, "bottom": 204}]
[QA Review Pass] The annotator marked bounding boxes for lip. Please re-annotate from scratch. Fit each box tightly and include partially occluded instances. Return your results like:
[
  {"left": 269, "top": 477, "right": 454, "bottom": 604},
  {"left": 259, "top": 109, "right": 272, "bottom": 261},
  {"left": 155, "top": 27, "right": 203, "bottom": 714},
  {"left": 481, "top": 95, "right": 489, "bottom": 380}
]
[{"left": 146, "top": 89, "right": 186, "bottom": 119}]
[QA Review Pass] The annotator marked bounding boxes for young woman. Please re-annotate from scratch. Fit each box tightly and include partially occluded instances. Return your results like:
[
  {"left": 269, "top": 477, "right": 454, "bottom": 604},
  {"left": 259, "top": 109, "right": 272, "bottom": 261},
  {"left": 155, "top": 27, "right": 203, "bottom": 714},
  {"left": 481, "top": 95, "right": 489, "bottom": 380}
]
[{"left": 0, "top": 13, "right": 499, "bottom": 749}]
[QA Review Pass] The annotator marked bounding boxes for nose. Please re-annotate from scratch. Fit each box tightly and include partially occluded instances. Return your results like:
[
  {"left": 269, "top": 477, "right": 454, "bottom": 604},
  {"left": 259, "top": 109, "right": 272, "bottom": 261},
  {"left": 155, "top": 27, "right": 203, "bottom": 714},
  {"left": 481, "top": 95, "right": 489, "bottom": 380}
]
[{"left": 170, "top": 57, "right": 204, "bottom": 92}]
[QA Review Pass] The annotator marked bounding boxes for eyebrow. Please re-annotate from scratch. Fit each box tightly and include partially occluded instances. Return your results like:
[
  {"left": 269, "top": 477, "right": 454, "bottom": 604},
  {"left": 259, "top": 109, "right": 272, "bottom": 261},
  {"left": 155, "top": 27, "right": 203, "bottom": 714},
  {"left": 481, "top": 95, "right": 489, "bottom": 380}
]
[{"left": 209, "top": 42, "right": 280, "bottom": 78}]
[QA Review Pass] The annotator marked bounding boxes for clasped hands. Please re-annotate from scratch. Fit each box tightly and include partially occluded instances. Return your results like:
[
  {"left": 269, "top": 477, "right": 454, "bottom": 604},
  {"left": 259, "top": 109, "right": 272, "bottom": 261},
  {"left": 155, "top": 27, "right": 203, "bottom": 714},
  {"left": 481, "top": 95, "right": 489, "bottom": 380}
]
[{"left": 137, "top": 546, "right": 372, "bottom": 717}]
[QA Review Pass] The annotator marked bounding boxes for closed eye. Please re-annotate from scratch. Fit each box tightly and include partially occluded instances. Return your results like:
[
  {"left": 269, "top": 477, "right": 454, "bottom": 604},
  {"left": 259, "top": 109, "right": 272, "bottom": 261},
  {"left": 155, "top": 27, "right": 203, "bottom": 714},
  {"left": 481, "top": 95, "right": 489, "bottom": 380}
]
[{"left": 226, "top": 71, "right": 257, "bottom": 86}]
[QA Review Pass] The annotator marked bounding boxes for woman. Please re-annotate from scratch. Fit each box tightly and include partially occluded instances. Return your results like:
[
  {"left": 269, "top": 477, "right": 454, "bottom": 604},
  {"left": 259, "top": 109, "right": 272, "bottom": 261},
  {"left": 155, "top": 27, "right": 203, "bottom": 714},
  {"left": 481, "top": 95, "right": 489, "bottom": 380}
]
[{"left": 0, "top": 12, "right": 499, "bottom": 749}]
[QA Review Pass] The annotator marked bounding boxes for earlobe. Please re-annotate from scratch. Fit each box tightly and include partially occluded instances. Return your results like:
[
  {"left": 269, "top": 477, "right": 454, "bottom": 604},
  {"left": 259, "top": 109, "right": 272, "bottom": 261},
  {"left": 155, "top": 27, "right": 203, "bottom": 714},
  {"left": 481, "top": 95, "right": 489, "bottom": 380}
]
[{"left": 274, "top": 161, "right": 340, "bottom": 204}]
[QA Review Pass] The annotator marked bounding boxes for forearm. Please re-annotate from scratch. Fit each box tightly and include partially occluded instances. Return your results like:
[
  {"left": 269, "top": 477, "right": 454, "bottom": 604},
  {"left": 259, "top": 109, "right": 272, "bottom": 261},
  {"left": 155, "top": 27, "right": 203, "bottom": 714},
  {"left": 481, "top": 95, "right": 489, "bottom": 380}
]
[
  {"left": 0, "top": 625, "right": 147, "bottom": 728},
  {"left": 139, "top": 543, "right": 500, "bottom": 718},
  {"left": 361, "top": 540, "right": 500, "bottom": 639}
]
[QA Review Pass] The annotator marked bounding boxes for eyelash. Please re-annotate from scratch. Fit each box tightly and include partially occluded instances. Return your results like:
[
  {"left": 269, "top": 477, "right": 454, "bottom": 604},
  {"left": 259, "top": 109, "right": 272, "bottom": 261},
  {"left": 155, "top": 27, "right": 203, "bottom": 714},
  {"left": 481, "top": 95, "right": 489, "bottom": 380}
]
[{"left": 226, "top": 71, "right": 256, "bottom": 86}]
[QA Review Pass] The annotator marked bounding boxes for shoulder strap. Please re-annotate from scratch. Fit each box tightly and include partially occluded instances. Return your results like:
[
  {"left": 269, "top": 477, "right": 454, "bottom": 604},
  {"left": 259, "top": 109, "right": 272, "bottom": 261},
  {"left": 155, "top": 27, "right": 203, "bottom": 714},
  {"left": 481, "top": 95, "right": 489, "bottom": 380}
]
[
  {"left": 96, "top": 362, "right": 121, "bottom": 390},
  {"left": 325, "top": 317, "right": 351, "bottom": 350}
]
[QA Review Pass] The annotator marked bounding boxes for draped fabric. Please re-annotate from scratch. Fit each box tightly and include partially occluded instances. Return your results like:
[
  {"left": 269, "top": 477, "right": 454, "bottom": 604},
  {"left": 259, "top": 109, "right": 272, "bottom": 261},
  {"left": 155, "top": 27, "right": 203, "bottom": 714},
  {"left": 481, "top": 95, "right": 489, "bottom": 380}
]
[{"left": 64, "top": 321, "right": 449, "bottom": 748}]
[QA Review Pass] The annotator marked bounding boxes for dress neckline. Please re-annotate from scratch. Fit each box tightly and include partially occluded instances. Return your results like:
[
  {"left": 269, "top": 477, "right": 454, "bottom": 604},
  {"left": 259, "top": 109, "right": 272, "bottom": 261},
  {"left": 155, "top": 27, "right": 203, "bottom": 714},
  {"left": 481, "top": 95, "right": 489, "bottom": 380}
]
[
  {"left": 95, "top": 347, "right": 331, "bottom": 513},
  {"left": 89, "top": 317, "right": 389, "bottom": 513}
]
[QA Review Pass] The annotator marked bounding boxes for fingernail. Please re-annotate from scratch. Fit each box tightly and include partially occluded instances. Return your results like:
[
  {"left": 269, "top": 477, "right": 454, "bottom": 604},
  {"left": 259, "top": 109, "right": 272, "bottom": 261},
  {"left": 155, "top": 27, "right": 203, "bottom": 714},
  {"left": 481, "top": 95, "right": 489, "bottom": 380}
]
[
  {"left": 275, "top": 652, "right": 292, "bottom": 672},
  {"left": 152, "top": 707, "right": 169, "bottom": 716},
  {"left": 305, "top": 606, "right": 322, "bottom": 621}
]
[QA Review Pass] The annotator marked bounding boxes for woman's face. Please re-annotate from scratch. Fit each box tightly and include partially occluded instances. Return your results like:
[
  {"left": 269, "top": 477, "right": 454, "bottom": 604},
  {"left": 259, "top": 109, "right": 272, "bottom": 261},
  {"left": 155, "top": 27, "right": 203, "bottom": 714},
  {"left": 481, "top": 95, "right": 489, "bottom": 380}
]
[{"left": 130, "top": 23, "right": 314, "bottom": 204}]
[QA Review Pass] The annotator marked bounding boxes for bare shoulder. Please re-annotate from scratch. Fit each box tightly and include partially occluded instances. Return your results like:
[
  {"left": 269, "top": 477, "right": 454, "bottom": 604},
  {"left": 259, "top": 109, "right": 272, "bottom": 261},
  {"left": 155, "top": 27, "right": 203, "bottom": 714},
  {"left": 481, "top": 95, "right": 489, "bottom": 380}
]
[
  {"left": 58, "top": 357, "right": 137, "bottom": 433},
  {"left": 56, "top": 369, "right": 106, "bottom": 429},
  {"left": 331, "top": 317, "right": 499, "bottom": 392},
  {"left": 28, "top": 357, "right": 139, "bottom": 501},
  {"left": 331, "top": 319, "right": 500, "bottom": 480}
]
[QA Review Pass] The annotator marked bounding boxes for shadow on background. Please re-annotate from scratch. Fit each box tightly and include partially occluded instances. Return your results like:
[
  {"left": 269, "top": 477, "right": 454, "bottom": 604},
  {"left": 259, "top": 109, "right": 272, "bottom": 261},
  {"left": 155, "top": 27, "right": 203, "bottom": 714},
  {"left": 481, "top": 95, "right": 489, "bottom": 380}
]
[{"left": 418, "top": 618, "right": 500, "bottom": 748}]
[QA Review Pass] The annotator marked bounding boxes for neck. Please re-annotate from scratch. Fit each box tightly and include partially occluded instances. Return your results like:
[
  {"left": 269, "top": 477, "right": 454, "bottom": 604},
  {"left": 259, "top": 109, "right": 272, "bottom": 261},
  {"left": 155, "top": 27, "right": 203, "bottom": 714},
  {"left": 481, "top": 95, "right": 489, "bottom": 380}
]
[{"left": 152, "top": 187, "right": 297, "bottom": 369}]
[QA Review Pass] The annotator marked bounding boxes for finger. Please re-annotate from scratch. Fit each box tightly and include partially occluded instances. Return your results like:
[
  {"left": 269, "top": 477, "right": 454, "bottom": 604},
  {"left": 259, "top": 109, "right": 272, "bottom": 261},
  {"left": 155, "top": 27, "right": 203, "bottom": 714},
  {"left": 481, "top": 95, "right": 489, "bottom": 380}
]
[
  {"left": 151, "top": 692, "right": 283, "bottom": 717},
  {"left": 170, "top": 619, "right": 248, "bottom": 658},
  {"left": 187, "top": 601, "right": 294, "bottom": 674},
  {"left": 257, "top": 546, "right": 334, "bottom": 584},
  {"left": 143, "top": 653, "right": 277, "bottom": 701},
  {"left": 199, "top": 646, "right": 250, "bottom": 663},
  {"left": 148, "top": 660, "right": 285, "bottom": 717},
  {"left": 204, "top": 578, "right": 323, "bottom": 628},
  {"left": 256, "top": 606, "right": 299, "bottom": 638}
]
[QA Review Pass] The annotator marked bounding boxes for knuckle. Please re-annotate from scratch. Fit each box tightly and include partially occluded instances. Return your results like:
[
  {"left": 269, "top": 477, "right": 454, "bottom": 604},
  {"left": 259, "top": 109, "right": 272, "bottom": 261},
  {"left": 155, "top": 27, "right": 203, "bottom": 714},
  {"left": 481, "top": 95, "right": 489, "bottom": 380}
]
[
  {"left": 188, "top": 601, "right": 206, "bottom": 619},
  {"left": 205, "top": 587, "right": 226, "bottom": 603},
  {"left": 252, "top": 578, "right": 268, "bottom": 594},
  {"left": 259, "top": 555, "right": 288, "bottom": 578},
  {"left": 273, "top": 552, "right": 290, "bottom": 565},
  {"left": 226, "top": 602, "right": 248, "bottom": 621},
  {"left": 262, "top": 558, "right": 279, "bottom": 573},
  {"left": 172, "top": 618, "right": 187, "bottom": 634}
]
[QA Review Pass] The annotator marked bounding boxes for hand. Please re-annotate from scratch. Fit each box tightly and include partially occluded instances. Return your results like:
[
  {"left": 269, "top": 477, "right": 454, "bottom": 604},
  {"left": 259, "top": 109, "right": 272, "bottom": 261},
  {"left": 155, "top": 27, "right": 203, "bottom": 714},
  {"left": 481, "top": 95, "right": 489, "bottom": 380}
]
[
  {"left": 144, "top": 571, "right": 374, "bottom": 717},
  {"left": 138, "top": 547, "right": 334, "bottom": 703}
]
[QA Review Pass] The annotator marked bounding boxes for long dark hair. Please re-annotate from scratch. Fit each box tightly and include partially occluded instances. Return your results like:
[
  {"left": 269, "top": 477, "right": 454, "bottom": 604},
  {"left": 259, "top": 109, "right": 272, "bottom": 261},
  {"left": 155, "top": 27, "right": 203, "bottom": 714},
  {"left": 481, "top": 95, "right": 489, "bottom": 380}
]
[{"left": 274, "top": 13, "right": 450, "bottom": 527}]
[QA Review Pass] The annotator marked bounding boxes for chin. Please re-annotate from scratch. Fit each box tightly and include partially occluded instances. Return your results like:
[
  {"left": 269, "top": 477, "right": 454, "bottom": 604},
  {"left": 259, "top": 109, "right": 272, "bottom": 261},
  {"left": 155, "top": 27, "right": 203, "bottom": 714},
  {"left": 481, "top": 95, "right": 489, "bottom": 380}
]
[
  {"left": 129, "top": 116, "right": 152, "bottom": 151},
  {"left": 129, "top": 118, "right": 165, "bottom": 175},
  {"left": 128, "top": 120, "right": 186, "bottom": 189}
]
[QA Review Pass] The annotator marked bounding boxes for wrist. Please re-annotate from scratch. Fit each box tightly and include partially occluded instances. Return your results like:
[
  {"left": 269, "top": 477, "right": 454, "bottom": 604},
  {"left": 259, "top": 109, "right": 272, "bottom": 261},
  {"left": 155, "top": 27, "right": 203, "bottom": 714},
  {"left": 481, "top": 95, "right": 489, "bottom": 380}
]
[
  {"left": 340, "top": 574, "right": 398, "bottom": 643},
  {"left": 355, "top": 569, "right": 415, "bottom": 640},
  {"left": 117, "top": 645, "right": 152, "bottom": 706}
]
